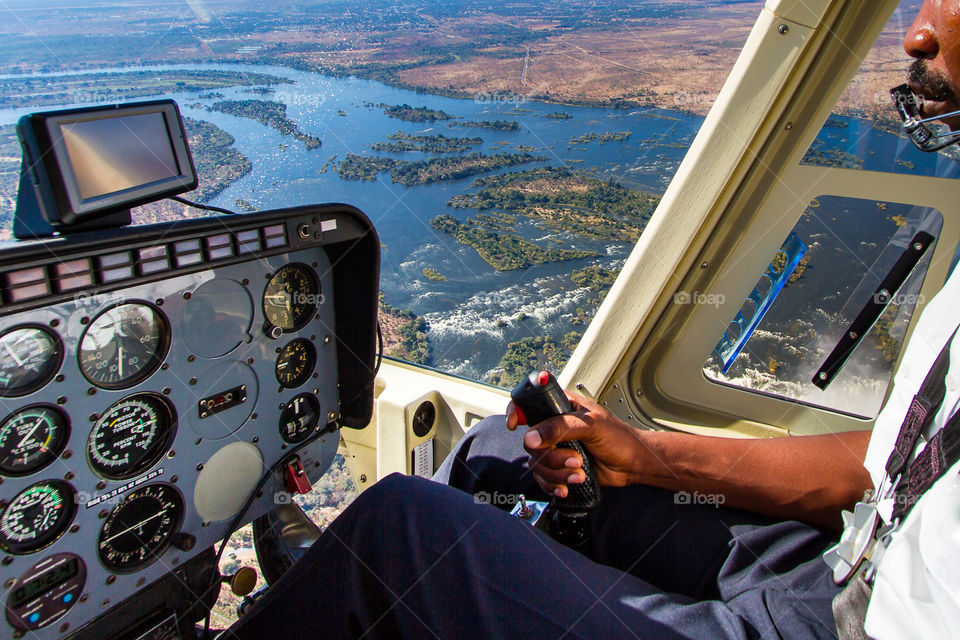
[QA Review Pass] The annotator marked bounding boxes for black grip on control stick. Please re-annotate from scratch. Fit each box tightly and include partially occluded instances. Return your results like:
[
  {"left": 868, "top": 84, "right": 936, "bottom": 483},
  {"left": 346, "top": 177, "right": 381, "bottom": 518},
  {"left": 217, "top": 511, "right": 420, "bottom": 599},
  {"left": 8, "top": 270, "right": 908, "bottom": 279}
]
[{"left": 510, "top": 371, "right": 601, "bottom": 515}]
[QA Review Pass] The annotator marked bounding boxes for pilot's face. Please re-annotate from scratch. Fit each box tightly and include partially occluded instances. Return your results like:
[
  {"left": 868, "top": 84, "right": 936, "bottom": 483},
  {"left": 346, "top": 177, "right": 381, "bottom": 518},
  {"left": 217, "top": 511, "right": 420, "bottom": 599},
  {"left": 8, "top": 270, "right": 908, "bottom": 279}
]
[{"left": 905, "top": 0, "right": 960, "bottom": 128}]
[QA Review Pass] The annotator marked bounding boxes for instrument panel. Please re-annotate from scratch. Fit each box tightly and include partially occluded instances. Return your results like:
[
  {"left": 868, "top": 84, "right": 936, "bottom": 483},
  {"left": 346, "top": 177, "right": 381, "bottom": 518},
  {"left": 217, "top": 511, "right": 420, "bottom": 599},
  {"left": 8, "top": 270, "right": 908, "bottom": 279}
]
[{"left": 0, "top": 206, "right": 379, "bottom": 639}]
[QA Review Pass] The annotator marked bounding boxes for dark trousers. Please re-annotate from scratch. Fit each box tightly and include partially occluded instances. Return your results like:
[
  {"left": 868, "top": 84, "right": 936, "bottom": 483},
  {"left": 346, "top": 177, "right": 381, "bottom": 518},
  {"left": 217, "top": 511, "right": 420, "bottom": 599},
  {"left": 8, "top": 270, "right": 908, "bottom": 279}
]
[{"left": 230, "top": 417, "right": 842, "bottom": 639}]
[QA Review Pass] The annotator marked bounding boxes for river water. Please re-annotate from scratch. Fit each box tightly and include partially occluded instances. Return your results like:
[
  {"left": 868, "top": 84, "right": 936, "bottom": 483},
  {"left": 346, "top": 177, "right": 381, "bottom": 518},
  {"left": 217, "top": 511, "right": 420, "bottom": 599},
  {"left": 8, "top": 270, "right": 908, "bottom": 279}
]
[{"left": 0, "top": 64, "right": 949, "bottom": 382}]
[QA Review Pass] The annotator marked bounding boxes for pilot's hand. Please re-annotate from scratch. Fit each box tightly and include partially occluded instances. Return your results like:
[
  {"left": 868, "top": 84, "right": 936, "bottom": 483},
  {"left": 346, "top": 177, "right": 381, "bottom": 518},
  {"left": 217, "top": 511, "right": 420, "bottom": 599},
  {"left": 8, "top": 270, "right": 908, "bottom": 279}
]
[{"left": 507, "top": 391, "right": 643, "bottom": 498}]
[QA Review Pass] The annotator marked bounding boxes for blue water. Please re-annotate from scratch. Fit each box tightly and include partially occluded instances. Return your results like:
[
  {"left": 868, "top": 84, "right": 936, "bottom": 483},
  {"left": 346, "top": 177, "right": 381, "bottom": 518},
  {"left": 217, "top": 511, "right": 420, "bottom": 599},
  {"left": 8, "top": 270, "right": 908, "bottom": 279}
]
[{"left": 0, "top": 64, "right": 947, "bottom": 379}]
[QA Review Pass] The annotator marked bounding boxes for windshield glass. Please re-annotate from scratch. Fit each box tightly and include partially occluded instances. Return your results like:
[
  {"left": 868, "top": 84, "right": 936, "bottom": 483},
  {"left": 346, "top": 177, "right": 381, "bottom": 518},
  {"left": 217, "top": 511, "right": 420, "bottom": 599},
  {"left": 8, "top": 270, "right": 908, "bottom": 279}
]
[{"left": 0, "top": 0, "right": 763, "bottom": 388}]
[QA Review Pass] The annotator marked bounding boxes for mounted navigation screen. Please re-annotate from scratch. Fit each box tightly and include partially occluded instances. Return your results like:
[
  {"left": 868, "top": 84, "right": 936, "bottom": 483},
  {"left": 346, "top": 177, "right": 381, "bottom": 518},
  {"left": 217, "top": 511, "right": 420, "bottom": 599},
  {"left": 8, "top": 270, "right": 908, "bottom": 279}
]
[
  {"left": 15, "top": 99, "right": 197, "bottom": 232},
  {"left": 61, "top": 112, "right": 181, "bottom": 201}
]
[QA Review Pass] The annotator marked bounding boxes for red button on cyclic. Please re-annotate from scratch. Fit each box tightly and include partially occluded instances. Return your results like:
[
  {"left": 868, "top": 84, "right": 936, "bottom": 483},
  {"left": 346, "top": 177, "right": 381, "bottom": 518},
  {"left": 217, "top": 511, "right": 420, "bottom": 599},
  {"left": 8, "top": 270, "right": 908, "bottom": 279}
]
[{"left": 538, "top": 371, "right": 550, "bottom": 386}]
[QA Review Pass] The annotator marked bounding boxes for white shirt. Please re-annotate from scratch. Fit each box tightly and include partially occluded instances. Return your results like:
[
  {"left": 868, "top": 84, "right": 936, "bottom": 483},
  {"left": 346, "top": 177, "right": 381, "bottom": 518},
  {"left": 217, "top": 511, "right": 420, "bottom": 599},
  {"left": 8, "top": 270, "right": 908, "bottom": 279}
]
[{"left": 862, "top": 266, "right": 960, "bottom": 640}]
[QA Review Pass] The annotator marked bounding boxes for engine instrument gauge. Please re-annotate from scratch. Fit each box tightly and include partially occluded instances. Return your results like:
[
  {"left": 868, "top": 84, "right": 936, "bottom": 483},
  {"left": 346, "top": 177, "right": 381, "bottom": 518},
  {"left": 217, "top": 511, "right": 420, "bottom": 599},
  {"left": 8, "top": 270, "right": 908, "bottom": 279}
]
[
  {"left": 0, "top": 405, "right": 69, "bottom": 477},
  {"left": 97, "top": 484, "right": 183, "bottom": 573},
  {"left": 262, "top": 263, "right": 319, "bottom": 332},
  {"left": 275, "top": 338, "right": 316, "bottom": 389},
  {"left": 79, "top": 302, "right": 169, "bottom": 389},
  {"left": 279, "top": 393, "right": 321, "bottom": 444},
  {"left": 88, "top": 394, "right": 175, "bottom": 480},
  {"left": 0, "top": 325, "right": 63, "bottom": 397},
  {"left": 0, "top": 481, "right": 76, "bottom": 554}
]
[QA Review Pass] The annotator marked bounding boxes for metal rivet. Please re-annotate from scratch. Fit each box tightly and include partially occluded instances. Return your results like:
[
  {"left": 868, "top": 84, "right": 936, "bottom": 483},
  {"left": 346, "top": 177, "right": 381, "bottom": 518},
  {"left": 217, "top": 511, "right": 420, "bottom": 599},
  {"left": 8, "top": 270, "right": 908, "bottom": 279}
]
[
  {"left": 913, "top": 242, "right": 924, "bottom": 251},
  {"left": 188, "top": 355, "right": 196, "bottom": 363},
  {"left": 96, "top": 481, "right": 106, "bottom": 490},
  {"left": 156, "top": 298, "right": 164, "bottom": 306},
  {"left": 57, "top": 397, "right": 66, "bottom": 405},
  {"left": 196, "top": 464, "right": 204, "bottom": 471},
  {"left": 785, "top": 122, "right": 793, "bottom": 130},
  {"left": 818, "top": 372, "right": 828, "bottom": 381},
  {"left": 99, "top": 510, "right": 109, "bottom": 519},
  {"left": 50, "top": 319, "right": 60, "bottom": 328},
  {"left": 360, "top": 474, "right": 367, "bottom": 483},
  {"left": 700, "top": 261, "right": 709, "bottom": 269},
  {"left": 70, "top": 524, "right": 79, "bottom": 533},
  {"left": 106, "top": 576, "right": 116, "bottom": 585},
  {"left": 778, "top": 24, "right": 789, "bottom": 34},
  {"left": 323, "top": 335, "right": 332, "bottom": 345},
  {"left": 183, "top": 292, "right": 192, "bottom": 300}
]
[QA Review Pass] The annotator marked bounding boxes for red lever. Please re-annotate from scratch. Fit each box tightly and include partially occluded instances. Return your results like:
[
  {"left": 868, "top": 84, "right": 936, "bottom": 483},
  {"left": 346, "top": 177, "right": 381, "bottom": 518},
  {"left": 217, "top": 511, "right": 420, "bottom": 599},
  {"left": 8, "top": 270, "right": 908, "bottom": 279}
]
[
  {"left": 514, "top": 406, "right": 528, "bottom": 426},
  {"left": 538, "top": 370, "right": 550, "bottom": 386},
  {"left": 284, "top": 457, "right": 312, "bottom": 495}
]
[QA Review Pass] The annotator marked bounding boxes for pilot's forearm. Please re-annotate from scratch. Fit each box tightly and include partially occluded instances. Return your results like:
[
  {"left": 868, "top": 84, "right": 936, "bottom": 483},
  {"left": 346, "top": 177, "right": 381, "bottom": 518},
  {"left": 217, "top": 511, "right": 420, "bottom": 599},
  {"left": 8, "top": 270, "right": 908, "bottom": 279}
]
[{"left": 629, "top": 429, "right": 872, "bottom": 530}]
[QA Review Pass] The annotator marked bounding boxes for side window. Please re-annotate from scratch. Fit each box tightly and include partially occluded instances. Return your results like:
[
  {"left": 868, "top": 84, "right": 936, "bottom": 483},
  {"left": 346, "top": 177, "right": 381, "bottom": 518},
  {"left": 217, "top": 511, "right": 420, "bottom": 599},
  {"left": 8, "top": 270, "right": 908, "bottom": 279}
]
[{"left": 704, "top": 196, "right": 941, "bottom": 417}]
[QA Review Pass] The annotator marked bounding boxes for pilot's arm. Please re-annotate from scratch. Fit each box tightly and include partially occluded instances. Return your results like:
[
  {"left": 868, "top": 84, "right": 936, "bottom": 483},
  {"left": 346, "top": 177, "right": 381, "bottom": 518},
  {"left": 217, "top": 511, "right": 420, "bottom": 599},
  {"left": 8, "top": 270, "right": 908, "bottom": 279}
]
[{"left": 510, "top": 393, "right": 872, "bottom": 530}]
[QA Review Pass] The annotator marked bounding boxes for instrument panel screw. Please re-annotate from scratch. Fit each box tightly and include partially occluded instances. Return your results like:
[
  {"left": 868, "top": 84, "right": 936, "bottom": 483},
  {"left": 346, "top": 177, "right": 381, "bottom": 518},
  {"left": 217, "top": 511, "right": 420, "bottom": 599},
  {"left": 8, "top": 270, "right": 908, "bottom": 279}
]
[
  {"left": 62, "top": 450, "right": 73, "bottom": 460},
  {"left": 60, "top": 622, "right": 70, "bottom": 633},
  {"left": 162, "top": 387, "right": 171, "bottom": 395},
  {"left": 55, "top": 374, "right": 65, "bottom": 382},
  {"left": 171, "top": 475, "right": 178, "bottom": 484},
  {"left": 183, "top": 292, "right": 192, "bottom": 300},
  {"left": 57, "top": 396, "right": 66, "bottom": 405},
  {"left": 247, "top": 358, "right": 255, "bottom": 365},
  {"left": 78, "top": 594, "right": 88, "bottom": 603},
  {"left": 4, "top": 578, "right": 14, "bottom": 588},
  {"left": 785, "top": 122, "right": 793, "bottom": 130},
  {"left": 188, "top": 355, "right": 196, "bottom": 363},
  {"left": 849, "top": 331, "right": 858, "bottom": 340},
  {"left": 64, "top": 472, "right": 74, "bottom": 481},
  {"left": 101, "top": 599, "right": 110, "bottom": 608},
  {"left": 360, "top": 474, "right": 367, "bottom": 483},
  {"left": 156, "top": 298, "right": 164, "bottom": 306},
  {"left": 87, "top": 388, "right": 96, "bottom": 396},
  {"left": 13, "top": 630, "right": 23, "bottom": 638},
  {"left": 323, "top": 335, "right": 331, "bottom": 345},
  {"left": 136, "top": 578, "right": 145, "bottom": 587},
  {"left": 242, "top": 278, "right": 250, "bottom": 286},
  {"left": 819, "top": 372, "right": 828, "bottom": 381},
  {"left": 328, "top": 411, "right": 337, "bottom": 421},
  {"left": 167, "top": 450, "right": 176, "bottom": 458},
  {"left": 252, "top": 436, "right": 259, "bottom": 443},
  {"left": 636, "top": 389, "right": 643, "bottom": 397},
  {"left": 80, "top": 317, "right": 89, "bottom": 325},
  {"left": 89, "top": 413, "right": 99, "bottom": 422},
  {"left": 700, "top": 261, "right": 709, "bottom": 269},
  {"left": 96, "top": 481, "right": 106, "bottom": 490},
  {"left": 161, "top": 363, "right": 169, "bottom": 370},
  {"left": 196, "top": 464, "right": 204, "bottom": 471},
  {"left": 105, "top": 576, "right": 116, "bottom": 585},
  {"left": 69, "top": 524, "right": 79, "bottom": 533},
  {"left": 2, "top": 557, "right": 12, "bottom": 566},
  {"left": 189, "top": 378, "right": 197, "bottom": 386},
  {"left": 50, "top": 318, "right": 60, "bottom": 328},
  {"left": 778, "top": 24, "right": 789, "bottom": 34},
  {"left": 575, "top": 383, "right": 584, "bottom": 390},
  {"left": 99, "top": 510, "right": 109, "bottom": 519}
]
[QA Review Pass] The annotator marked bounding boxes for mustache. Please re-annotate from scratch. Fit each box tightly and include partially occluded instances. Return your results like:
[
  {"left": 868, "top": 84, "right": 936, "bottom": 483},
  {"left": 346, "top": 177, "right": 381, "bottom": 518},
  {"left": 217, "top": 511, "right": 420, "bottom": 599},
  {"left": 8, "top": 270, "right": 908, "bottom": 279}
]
[{"left": 908, "top": 59, "right": 959, "bottom": 103}]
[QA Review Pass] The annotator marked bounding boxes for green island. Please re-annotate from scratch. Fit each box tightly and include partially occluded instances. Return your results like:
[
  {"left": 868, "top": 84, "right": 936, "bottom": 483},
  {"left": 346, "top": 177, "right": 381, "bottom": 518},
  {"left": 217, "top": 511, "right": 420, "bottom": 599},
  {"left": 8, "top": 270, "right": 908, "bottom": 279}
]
[
  {"left": 544, "top": 112, "right": 572, "bottom": 119},
  {"left": 448, "top": 167, "right": 660, "bottom": 242},
  {"left": 379, "top": 295, "right": 430, "bottom": 364},
  {"left": 569, "top": 131, "right": 632, "bottom": 145},
  {"left": 451, "top": 120, "right": 520, "bottom": 131},
  {"left": 422, "top": 268, "right": 447, "bottom": 281},
  {"left": 338, "top": 151, "right": 545, "bottom": 185},
  {"left": 380, "top": 103, "right": 453, "bottom": 122},
  {"left": 0, "top": 70, "right": 290, "bottom": 109},
  {"left": 487, "top": 333, "right": 582, "bottom": 387},
  {"left": 430, "top": 214, "right": 596, "bottom": 270},
  {"left": 801, "top": 140, "right": 864, "bottom": 169},
  {"left": 370, "top": 132, "right": 483, "bottom": 154},
  {"left": 209, "top": 99, "right": 322, "bottom": 149}
]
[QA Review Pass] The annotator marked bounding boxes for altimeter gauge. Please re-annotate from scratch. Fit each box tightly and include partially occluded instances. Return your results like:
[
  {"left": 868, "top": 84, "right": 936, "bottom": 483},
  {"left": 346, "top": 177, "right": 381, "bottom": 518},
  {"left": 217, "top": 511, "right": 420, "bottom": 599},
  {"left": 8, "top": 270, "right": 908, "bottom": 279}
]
[
  {"left": 97, "top": 484, "right": 184, "bottom": 573},
  {"left": 0, "top": 405, "right": 69, "bottom": 477},
  {"left": 87, "top": 394, "right": 175, "bottom": 481},
  {"left": 0, "top": 481, "right": 77, "bottom": 554},
  {"left": 275, "top": 338, "right": 316, "bottom": 389},
  {"left": 0, "top": 325, "right": 63, "bottom": 397},
  {"left": 262, "top": 263, "right": 320, "bottom": 332},
  {"left": 78, "top": 302, "right": 169, "bottom": 390}
]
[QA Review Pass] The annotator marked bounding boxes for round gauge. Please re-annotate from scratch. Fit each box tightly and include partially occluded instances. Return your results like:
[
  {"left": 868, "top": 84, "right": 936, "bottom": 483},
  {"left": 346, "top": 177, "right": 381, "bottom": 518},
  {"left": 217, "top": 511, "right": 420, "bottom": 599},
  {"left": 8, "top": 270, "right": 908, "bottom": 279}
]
[
  {"left": 0, "top": 481, "right": 76, "bottom": 555},
  {"left": 0, "top": 405, "right": 69, "bottom": 477},
  {"left": 0, "top": 325, "right": 63, "bottom": 397},
  {"left": 78, "top": 302, "right": 169, "bottom": 390},
  {"left": 262, "top": 263, "right": 320, "bottom": 332},
  {"left": 87, "top": 394, "right": 175, "bottom": 481},
  {"left": 5, "top": 553, "right": 86, "bottom": 632},
  {"left": 275, "top": 338, "right": 316, "bottom": 389},
  {"left": 97, "top": 484, "right": 183, "bottom": 573},
  {"left": 279, "top": 393, "right": 321, "bottom": 444}
]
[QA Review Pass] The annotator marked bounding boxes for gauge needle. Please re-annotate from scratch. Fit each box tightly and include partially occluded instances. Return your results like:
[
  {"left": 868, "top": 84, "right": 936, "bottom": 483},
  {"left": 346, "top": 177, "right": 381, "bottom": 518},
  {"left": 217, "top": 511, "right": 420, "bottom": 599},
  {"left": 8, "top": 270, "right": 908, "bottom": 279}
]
[
  {"left": 3, "top": 341, "right": 23, "bottom": 366},
  {"left": 16, "top": 418, "right": 44, "bottom": 449},
  {"left": 118, "top": 342, "right": 125, "bottom": 378},
  {"left": 101, "top": 511, "right": 166, "bottom": 545}
]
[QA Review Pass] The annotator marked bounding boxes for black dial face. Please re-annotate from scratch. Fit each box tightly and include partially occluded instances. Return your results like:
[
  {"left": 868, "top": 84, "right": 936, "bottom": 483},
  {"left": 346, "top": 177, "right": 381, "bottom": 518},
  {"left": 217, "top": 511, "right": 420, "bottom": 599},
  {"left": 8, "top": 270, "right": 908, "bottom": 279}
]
[
  {"left": 97, "top": 484, "right": 183, "bottom": 573},
  {"left": 262, "top": 263, "right": 319, "bottom": 332},
  {"left": 87, "top": 394, "right": 175, "bottom": 481},
  {"left": 0, "top": 406, "right": 69, "bottom": 477},
  {"left": 275, "top": 338, "right": 316, "bottom": 388},
  {"left": 279, "top": 393, "right": 321, "bottom": 444},
  {"left": 79, "top": 303, "right": 169, "bottom": 390},
  {"left": 0, "top": 326, "right": 63, "bottom": 397},
  {"left": 0, "top": 481, "right": 76, "bottom": 555}
]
